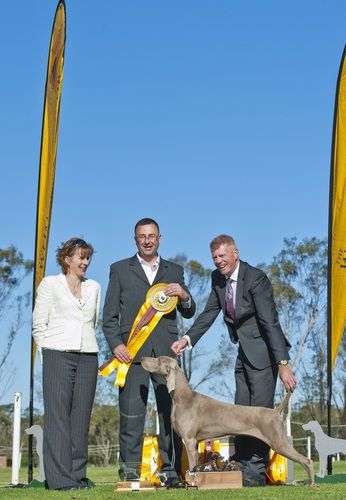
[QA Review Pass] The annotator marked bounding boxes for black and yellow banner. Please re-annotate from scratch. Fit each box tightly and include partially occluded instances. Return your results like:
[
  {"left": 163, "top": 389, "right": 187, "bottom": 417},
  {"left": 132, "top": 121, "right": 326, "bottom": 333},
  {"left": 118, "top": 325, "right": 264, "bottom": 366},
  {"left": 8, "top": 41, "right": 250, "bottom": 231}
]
[
  {"left": 33, "top": 0, "right": 66, "bottom": 296},
  {"left": 328, "top": 46, "right": 346, "bottom": 369}
]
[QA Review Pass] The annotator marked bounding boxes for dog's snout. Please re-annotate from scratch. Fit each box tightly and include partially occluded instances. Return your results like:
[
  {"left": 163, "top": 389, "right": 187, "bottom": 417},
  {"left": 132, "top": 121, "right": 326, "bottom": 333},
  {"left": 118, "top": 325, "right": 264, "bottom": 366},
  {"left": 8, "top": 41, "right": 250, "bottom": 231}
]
[{"left": 141, "top": 357, "right": 150, "bottom": 369}]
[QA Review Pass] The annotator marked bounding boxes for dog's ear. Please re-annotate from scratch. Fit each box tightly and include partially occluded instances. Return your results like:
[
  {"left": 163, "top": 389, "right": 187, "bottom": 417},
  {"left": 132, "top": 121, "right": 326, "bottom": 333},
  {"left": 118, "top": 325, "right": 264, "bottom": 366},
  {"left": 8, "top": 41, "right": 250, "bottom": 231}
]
[
  {"left": 158, "top": 358, "right": 171, "bottom": 376},
  {"left": 165, "top": 362, "right": 177, "bottom": 393}
]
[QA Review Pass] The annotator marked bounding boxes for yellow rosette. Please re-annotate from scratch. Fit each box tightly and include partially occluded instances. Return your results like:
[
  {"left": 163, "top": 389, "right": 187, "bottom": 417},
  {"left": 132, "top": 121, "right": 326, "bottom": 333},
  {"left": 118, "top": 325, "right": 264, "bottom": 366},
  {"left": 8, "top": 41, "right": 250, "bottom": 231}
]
[{"left": 99, "top": 283, "right": 178, "bottom": 387}]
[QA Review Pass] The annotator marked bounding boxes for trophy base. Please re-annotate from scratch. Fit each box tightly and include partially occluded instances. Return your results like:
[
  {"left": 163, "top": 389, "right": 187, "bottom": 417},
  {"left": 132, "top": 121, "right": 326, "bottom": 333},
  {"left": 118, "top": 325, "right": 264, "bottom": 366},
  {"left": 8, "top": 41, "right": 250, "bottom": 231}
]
[{"left": 185, "top": 471, "right": 243, "bottom": 489}]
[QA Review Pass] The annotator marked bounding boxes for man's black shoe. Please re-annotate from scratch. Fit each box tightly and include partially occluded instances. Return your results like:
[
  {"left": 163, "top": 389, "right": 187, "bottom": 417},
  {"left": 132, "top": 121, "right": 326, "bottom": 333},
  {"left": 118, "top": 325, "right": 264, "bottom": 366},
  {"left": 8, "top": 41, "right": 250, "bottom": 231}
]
[
  {"left": 162, "top": 478, "right": 184, "bottom": 488},
  {"left": 156, "top": 471, "right": 183, "bottom": 488},
  {"left": 242, "top": 474, "right": 266, "bottom": 487}
]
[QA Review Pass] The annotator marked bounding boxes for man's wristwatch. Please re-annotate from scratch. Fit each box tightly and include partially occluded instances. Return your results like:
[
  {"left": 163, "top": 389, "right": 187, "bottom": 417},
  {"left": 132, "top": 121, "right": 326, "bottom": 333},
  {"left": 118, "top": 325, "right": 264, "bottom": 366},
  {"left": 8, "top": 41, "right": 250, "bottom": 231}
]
[{"left": 277, "top": 360, "right": 289, "bottom": 366}]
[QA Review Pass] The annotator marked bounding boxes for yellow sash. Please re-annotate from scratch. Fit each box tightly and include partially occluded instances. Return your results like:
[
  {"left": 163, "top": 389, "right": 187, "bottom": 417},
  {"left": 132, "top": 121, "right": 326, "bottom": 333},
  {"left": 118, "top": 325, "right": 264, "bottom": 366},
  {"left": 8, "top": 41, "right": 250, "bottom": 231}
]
[{"left": 99, "top": 283, "right": 178, "bottom": 387}]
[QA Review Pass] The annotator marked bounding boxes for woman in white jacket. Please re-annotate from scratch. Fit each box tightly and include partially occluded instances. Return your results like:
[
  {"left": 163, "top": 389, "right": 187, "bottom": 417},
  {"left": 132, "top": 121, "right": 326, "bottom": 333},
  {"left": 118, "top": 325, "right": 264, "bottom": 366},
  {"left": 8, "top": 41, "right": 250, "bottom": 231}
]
[{"left": 33, "top": 238, "right": 100, "bottom": 490}]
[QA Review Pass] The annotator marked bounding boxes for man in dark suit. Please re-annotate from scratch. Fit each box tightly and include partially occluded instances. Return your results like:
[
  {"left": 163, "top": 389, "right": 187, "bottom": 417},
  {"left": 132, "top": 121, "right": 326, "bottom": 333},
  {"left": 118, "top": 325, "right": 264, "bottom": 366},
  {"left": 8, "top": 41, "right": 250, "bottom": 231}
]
[
  {"left": 171, "top": 234, "right": 296, "bottom": 486},
  {"left": 103, "top": 218, "right": 196, "bottom": 485}
]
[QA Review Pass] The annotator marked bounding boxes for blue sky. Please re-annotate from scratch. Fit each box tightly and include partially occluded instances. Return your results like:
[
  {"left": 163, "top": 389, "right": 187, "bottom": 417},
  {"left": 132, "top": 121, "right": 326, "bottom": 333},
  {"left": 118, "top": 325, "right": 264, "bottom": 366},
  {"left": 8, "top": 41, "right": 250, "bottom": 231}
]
[{"left": 1, "top": 0, "right": 345, "bottom": 407}]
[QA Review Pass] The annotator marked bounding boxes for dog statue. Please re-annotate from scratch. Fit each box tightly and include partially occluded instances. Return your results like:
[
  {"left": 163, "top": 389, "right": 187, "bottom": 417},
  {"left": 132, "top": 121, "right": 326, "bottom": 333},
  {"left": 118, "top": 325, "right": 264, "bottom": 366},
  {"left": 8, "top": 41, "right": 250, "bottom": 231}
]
[
  {"left": 303, "top": 420, "right": 346, "bottom": 478},
  {"left": 25, "top": 425, "right": 45, "bottom": 482}
]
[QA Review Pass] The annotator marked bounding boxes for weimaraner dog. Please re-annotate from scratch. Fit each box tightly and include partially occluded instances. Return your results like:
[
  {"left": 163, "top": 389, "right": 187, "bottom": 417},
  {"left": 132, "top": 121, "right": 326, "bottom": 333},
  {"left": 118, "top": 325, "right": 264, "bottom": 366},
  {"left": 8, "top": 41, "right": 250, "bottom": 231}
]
[{"left": 141, "top": 355, "right": 314, "bottom": 486}]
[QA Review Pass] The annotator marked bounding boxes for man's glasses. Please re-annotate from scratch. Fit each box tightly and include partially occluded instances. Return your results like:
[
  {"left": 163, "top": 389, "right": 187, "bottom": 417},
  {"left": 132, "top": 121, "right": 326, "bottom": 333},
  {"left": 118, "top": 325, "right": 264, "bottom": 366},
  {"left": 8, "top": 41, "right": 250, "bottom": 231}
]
[{"left": 136, "top": 234, "right": 159, "bottom": 242}]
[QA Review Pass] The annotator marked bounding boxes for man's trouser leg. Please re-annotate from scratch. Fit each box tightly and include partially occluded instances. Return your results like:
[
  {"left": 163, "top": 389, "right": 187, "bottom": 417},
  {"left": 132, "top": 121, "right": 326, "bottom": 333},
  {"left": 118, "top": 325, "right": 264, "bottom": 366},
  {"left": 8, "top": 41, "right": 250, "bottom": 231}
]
[{"left": 118, "top": 363, "right": 149, "bottom": 480}]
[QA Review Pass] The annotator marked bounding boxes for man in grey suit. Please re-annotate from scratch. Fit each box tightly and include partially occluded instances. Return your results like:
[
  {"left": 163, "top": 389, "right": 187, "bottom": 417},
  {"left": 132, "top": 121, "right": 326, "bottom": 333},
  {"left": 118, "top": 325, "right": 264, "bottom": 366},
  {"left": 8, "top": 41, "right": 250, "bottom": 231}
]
[
  {"left": 103, "top": 218, "right": 196, "bottom": 485},
  {"left": 172, "top": 234, "right": 296, "bottom": 486}
]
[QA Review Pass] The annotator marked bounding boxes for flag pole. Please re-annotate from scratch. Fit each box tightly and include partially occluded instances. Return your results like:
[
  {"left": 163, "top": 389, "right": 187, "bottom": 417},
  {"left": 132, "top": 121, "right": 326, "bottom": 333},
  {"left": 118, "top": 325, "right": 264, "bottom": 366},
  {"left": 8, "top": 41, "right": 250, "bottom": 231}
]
[{"left": 29, "top": 0, "right": 66, "bottom": 483}]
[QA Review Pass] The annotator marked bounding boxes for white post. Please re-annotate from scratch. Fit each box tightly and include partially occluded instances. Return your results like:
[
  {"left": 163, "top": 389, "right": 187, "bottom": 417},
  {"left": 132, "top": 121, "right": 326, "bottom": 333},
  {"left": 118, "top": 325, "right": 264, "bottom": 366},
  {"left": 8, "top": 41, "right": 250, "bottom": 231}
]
[
  {"left": 11, "top": 392, "right": 22, "bottom": 485},
  {"left": 306, "top": 436, "right": 311, "bottom": 460},
  {"left": 307, "top": 436, "right": 311, "bottom": 459}
]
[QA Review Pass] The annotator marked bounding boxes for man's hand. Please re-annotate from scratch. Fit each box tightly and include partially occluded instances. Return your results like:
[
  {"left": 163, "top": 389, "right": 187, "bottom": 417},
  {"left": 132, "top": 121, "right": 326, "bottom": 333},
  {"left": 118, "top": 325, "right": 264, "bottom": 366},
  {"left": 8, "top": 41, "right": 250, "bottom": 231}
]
[
  {"left": 171, "top": 338, "right": 188, "bottom": 356},
  {"left": 113, "top": 344, "right": 132, "bottom": 364},
  {"left": 165, "top": 283, "right": 189, "bottom": 302},
  {"left": 279, "top": 365, "right": 297, "bottom": 392}
]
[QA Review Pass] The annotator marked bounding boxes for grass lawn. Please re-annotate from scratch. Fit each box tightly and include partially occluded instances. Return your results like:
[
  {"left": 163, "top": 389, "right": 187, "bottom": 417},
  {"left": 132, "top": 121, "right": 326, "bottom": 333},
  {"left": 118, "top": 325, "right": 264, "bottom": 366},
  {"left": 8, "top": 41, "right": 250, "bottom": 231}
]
[{"left": 0, "top": 462, "right": 345, "bottom": 498}]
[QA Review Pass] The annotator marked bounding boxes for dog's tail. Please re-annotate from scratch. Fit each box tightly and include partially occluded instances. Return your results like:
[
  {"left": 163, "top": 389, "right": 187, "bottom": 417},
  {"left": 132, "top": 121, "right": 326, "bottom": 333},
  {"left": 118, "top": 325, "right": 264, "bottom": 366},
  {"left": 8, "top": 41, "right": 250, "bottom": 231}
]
[{"left": 275, "top": 391, "right": 291, "bottom": 414}]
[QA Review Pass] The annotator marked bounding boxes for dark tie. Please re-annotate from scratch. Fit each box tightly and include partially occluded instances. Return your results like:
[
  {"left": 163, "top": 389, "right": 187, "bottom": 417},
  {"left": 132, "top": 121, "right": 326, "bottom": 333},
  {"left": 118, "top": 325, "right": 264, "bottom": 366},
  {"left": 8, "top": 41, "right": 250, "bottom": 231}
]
[{"left": 226, "top": 277, "right": 235, "bottom": 319}]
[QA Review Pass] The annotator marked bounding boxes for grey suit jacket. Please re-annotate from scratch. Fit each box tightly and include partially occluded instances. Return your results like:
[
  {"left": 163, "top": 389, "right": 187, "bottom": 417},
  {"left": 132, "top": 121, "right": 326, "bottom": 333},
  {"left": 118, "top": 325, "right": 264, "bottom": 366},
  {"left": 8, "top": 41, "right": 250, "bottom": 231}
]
[
  {"left": 102, "top": 255, "right": 196, "bottom": 361},
  {"left": 187, "top": 260, "right": 290, "bottom": 369}
]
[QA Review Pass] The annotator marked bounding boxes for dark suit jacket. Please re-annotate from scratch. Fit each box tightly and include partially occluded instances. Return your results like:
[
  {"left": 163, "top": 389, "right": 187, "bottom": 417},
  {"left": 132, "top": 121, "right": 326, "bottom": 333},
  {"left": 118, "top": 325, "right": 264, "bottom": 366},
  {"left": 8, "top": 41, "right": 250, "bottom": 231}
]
[
  {"left": 103, "top": 255, "right": 196, "bottom": 361},
  {"left": 187, "top": 260, "right": 290, "bottom": 369}
]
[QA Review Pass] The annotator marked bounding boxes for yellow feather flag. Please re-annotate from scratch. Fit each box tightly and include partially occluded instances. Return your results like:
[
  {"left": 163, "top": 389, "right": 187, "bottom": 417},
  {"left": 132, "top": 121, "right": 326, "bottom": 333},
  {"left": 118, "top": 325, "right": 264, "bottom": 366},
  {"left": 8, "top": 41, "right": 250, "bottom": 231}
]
[
  {"left": 33, "top": 0, "right": 66, "bottom": 295},
  {"left": 329, "top": 46, "right": 346, "bottom": 368}
]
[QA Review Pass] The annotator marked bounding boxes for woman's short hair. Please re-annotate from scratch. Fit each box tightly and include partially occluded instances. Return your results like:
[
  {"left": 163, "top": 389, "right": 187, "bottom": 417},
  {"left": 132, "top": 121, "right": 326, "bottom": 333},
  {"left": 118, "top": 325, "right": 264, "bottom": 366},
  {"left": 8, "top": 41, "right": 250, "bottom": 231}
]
[{"left": 56, "top": 238, "right": 94, "bottom": 274}]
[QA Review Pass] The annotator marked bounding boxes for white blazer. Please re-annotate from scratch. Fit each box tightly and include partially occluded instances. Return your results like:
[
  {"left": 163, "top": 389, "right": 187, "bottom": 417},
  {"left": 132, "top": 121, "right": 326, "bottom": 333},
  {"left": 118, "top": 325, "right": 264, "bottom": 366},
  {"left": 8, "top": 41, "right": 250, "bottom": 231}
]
[{"left": 32, "top": 274, "right": 101, "bottom": 353}]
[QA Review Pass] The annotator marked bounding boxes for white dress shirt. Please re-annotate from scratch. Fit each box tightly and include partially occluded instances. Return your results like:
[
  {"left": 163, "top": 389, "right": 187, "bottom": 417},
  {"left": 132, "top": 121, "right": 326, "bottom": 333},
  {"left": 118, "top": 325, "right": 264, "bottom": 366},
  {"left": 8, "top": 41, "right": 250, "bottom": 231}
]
[
  {"left": 137, "top": 253, "right": 160, "bottom": 284},
  {"left": 227, "top": 262, "right": 240, "bottom": 309}
]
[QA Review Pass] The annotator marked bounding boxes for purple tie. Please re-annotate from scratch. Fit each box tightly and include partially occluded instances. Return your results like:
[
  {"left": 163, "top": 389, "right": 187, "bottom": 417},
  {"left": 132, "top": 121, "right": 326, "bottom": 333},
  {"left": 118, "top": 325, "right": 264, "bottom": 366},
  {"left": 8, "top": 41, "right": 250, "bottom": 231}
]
[{"left": 226, "top": 278, "right": 235, "bottom": 319}]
